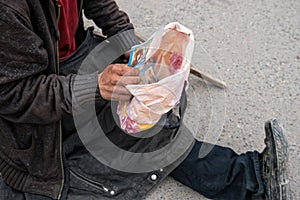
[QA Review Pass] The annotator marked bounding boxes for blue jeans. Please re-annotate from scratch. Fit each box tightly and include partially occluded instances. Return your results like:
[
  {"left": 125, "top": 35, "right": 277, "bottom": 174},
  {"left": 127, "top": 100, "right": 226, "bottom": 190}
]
[
  {"left": 170, "top": 141, "right": 264, "bottom": 199},
  {"left": 0, "top": 29, "right": 264, "bottom": 200}
]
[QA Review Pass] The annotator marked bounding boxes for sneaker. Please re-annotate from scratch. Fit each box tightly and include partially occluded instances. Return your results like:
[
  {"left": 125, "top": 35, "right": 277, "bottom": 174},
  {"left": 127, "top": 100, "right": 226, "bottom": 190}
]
[{"left": 261, "top": 118, "right": 289, "bottom": 200}]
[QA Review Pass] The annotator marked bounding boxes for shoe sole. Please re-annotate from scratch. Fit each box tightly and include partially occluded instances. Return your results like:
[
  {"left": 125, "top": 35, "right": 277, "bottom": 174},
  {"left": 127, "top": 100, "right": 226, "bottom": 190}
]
[{"left": 263, "top": 119, "right": 289, "bottom": 200}]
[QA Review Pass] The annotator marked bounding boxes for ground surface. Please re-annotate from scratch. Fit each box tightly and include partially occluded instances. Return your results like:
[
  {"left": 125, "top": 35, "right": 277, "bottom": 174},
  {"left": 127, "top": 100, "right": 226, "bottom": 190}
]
[{"left": 87, "top": 0, "right": 299, "bottom": 199}]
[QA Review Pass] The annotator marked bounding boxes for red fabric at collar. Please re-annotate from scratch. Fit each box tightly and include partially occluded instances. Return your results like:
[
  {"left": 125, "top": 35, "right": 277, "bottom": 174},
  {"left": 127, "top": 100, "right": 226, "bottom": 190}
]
[{"left": 58, "top": 0, "right": 78, "bottom": 60}]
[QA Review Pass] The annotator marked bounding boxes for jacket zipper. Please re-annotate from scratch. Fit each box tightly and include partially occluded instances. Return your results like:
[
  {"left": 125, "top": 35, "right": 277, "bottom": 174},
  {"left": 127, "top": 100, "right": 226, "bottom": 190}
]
[
  {"left": 69, "top": 170, "right": 109, "bottom": 192},
  {"left": 75, "top": 0, "right": 84, "bottom": 31},
  {"left": 57, "top": 1, "right": 84, "bottom": 198},
  {"left": 55, "top": 1, "right": 64, "bottom": 199},
  {"left": 57, "top": 121, "right": 64, "bottom": 200},
  {"left": 78, "top": 0, "right": 83, "bottom": 19}
]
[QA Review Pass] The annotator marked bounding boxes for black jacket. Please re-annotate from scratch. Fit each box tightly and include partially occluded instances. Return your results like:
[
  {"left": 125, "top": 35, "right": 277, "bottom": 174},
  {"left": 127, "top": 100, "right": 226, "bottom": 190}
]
[{"left": 0, "top": 0, "right": 139, "bottom": 198}]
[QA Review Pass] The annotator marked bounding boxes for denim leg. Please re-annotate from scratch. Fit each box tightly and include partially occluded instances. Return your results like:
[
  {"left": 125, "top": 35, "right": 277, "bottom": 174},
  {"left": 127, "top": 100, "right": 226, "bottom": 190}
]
[
  {"left": 0, "top": 176, "right": 24, "bottom": 200},
  {"left": 170, "top": 140, "right": 264, "bottom": 200},
  {"left": 0, "top": 176, "right": 52, "bottom": 200}
]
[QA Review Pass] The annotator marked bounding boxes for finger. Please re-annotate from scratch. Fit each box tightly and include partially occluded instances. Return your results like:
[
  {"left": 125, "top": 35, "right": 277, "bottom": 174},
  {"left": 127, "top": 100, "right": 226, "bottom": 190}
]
[
  {"left": 125, "top": 68, "right": 140, "bottom": 76},
  {"left": 110, "top": 64, "right": 139, "bottom": 76},
  {"left": 108, "top": 74, "right": 139, "bottom": 85},
  {"left": 102, "top": 84, "right": 132, "bottom": 96},
  {"left": 118, "top": 76, "right": 141, "bottom": 86}
]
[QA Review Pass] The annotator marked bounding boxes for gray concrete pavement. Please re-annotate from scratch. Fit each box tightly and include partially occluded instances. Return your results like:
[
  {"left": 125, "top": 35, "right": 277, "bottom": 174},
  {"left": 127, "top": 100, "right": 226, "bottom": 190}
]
[{"left": 88, "top": 0, "right": 299, "bottom": 199}]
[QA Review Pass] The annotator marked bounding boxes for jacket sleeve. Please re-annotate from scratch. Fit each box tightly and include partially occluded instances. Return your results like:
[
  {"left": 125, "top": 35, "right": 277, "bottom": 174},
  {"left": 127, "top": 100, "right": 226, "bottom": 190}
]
[
  {"left": 0, "top": 4, "right": 102, "bottom": 124},
  {"left": 83, "top": 0, "right": 136, "bottom": 36}
]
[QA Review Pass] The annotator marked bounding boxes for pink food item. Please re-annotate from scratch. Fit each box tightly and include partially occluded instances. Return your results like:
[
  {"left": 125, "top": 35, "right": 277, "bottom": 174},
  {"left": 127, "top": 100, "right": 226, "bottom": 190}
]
[
  {"left": 151, "top": 29, "right": 190, "bottom": 69},
  {"left": 170, "top": 52, "right": 183, "bottom": 72}
]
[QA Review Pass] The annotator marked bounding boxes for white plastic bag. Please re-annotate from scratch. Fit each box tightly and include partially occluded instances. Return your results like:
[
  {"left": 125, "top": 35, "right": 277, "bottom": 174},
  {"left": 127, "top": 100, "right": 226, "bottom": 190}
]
[{"left": 117, "top": 22, "right": 194, "bottom": 133}]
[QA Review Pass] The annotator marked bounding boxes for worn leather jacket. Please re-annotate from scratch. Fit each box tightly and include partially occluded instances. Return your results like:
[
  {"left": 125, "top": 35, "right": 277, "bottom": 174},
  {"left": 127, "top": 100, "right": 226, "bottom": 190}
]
[
  {"left": 0, "top": 0, "right": 193, "bottom": 199},
  {"left": 0, "top": 0, "right": 141, "bottom": 198}
]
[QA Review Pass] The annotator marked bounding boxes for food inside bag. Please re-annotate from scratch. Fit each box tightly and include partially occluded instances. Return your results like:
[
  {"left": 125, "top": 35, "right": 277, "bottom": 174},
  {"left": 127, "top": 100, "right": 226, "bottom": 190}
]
[{"left": 117, "top": 22, "right": 194, "bottom": 133}]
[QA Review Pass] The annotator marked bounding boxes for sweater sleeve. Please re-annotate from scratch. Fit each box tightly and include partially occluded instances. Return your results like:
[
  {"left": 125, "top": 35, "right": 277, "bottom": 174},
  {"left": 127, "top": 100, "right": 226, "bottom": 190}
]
[
  {"left": 83, "top": 0, "right": 136, "bottom": 37},
  {"left": 0, "top": 3, "right": 103, "bottom": 124}
]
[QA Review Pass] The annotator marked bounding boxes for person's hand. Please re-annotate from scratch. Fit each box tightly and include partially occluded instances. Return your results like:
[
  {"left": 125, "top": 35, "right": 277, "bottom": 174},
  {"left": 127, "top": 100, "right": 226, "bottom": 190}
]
[{"left": 98, "top": 64, "right": 140, "bottom": 101}]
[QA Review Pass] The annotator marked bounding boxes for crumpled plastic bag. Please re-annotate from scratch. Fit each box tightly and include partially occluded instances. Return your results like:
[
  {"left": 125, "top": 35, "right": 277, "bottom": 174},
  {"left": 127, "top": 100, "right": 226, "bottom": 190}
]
[{"left": 117, "top": 22, "right": 194, "bottom": 133}]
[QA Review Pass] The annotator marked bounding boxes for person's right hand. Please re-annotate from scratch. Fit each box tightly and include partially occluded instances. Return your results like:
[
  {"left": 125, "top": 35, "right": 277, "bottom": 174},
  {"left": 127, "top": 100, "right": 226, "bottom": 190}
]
[{"left": 98, "top": 64, "right": 140, "bottom": 101}]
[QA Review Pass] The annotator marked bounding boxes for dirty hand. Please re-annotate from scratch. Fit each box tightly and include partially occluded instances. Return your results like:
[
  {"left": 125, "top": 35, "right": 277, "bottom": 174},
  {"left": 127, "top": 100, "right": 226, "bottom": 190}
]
[{"left": 98, "top": 64, "right": 140, "bottom": 101}]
